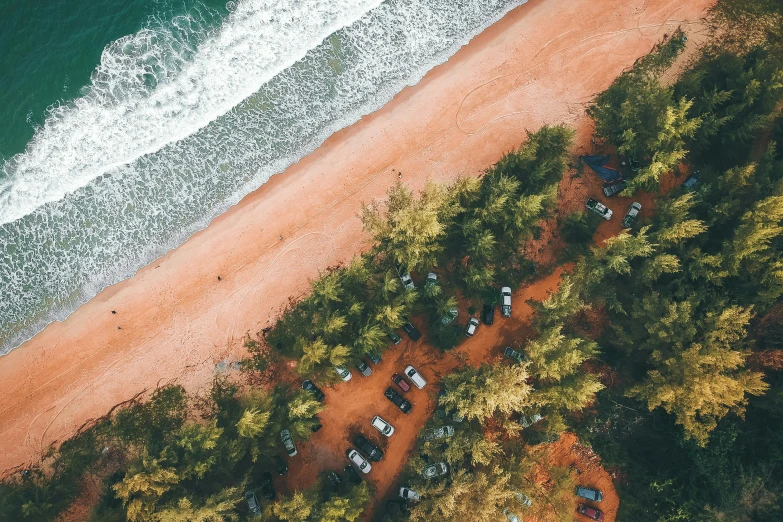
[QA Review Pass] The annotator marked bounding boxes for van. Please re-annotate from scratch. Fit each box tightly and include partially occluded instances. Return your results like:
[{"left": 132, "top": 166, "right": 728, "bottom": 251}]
[{"left": 404, "top": 366, "right": 427, "bottom": 389}]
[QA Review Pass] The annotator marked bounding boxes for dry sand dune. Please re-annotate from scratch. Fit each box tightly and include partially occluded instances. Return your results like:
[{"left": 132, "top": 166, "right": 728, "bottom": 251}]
[{"left": 0, "top": 0, "right": 714, "bottom": 481}]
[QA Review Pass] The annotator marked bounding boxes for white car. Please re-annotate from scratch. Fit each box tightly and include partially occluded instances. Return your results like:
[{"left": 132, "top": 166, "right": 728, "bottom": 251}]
[
  {"left": 399, "top": 487, "right": 420, "bottom": 501},
  {"left": 465, "top": 317, "right": 479, "bottom": 337},
  {"left": 503, "top": 509, "right": 521, "bottom": 522},
  {"left": 404, "top": 365, "right": 427, "bottom": 389},
  {"left": 347, "top": 449, "right": 372, "bottom": 474},
  {"left": 398, "top": 268, "right": 414, "bottom": 290},
  {"left": 371, "top": 415, "right": 395, "bottom": 437},
  {"left": 425, "top": 272, "right": 437, "bottom": 287},
  {"left": 334, "top": 366, "right": 352, "bottom": 382},
  {"left": 586, "top": 197, "right": 612, "bottom": 220}
]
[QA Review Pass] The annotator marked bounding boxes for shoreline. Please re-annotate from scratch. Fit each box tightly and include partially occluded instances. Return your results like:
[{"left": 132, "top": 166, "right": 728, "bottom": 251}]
[{"left": 0, "top": 0, "right": 713, "bottom": 474}]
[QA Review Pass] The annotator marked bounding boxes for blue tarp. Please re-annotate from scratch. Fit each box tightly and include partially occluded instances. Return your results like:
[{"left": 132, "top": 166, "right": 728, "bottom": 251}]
[{"left": 581, "top": 155, "right": 623, "bottom": 183}]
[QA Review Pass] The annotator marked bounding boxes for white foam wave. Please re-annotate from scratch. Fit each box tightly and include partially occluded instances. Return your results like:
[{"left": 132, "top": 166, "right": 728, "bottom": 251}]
[{"left": 0, "top": 0, "right": 383, "bottom": 225}]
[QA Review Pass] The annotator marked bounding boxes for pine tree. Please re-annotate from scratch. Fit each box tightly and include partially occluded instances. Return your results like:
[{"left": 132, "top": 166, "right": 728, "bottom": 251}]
[{"left": 440, "top": 364, "right": 533, "bottom": 424}]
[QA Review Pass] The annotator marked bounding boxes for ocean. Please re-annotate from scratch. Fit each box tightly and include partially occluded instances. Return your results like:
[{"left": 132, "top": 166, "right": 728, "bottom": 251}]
[{"left": 0, "top": 0, "right": 525, "bottom": 354}]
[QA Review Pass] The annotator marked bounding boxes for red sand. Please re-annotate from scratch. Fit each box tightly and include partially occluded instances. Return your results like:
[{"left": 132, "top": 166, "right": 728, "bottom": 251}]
[{"left": 0, "top": 0, "right": 714, "bottom": 492}]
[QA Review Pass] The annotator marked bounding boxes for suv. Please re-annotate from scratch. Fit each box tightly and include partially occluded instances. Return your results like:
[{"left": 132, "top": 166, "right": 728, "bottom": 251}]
[
  {"left": 504, "top": 347, "right": 526, "bottom": 363},
  {"left": 421, "top": 462, "right": 449, "bottom": 479},
  {"left": 622, "top": 202, "right": 642, "bottom": 228},
  {"left": 244, "top": 490, "right": 261, "bottom": 517},
  {"left": 356, "top": 361, "right": 372, "bottom": 377},
  {"left": 577, "top": 504, "right": 605, "bottom": 521},
  {"left": 301, "top": 380, "right": 325, "bottom": 401},
  {"left": 354, "top": 434, "right": 383, "bottom": 462},
  {"left": 334, "top": 366, "right": 352, "bottom": 382},
  {"left": 575, "top": 486, "right": 603, "bottom": 502},
  {"left": 403, "top": 322, "right": 422, "bottom": 341},
  {"left": 392, "top": 373, "right": 410, "bottom": 392},
  {"left": 586, "top": 198, "right": 612, "bottom": 220},
  {"left": 371, "top": 415, "right": 395, "bottom": 437},
  {"left": 347, "top": 449, "right": 372, "bottom": 474},
  {"left": 260, "top": 472, "right": 276, "bottom": 501},
  {"left": 465, "top": 317, "right": 479, "bottom": 337},
  {"left": 388, "top": 330, "right": 402, "bottom": 345},
  {"left": 500, "top": 287, "right": 512, "bottom": 317},
  {"left": 404, "top": 366, "right": 427, "bottom": 389},
  {"left": 280, "top": 429, "right": 297, "bottom": 457},
  {"left": 425, "top": 272, "right": 437, "bottom": 288},
  {"left": 482, "top": 304, "right": 495, "bottom": 325},
  {"left": 399, "top": 487, "right": 420, "bottom": 501},
  {"left": 422, "top": 425, "right": 455, "bottom": 441},
  {"left": 602, "top": 179, "right": 626, "bottom": 197},
  {"left": 385, "top": 387, "right": 412, "bottom": 413}
]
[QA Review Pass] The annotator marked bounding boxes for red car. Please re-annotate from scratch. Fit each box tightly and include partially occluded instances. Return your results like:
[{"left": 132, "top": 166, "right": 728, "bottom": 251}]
[
  {"left": 392, "top": 373, "right": 410, "bottom": 392},
  {"left": 577, "top": 504, "right": 604, "bottom": 521}
]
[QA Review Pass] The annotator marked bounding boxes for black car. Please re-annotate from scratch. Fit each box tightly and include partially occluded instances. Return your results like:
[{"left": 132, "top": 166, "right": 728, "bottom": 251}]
[
  {"left": 384, "top": 387, "right": 412, "bottom": 413},
  {"left": 344, "top": 464, "right": 362, "bottom": 484},
  {"left": 260, "top": 472, "right": 276, "bottom": 501},
  {"left": 482, "top": 304, "right": 495, "bottom": 325},
  {"left": 354, "top": 434, "right": 384, "bottom": 462},
  {"left": 602, "top": 180, "right": 627, "bottom": 197},
  {"left": 356, "top": 361, "right": 372, "bottom": 377},
  {"left": 369, "top": 352, "right": 382, "bottom": 364},
  {"left": 388, "top": 331, "right": 402, "bottom": 345},
  {"left": 402, "top": 322, "right": 422, "bottom": 341},
  {"left": 301, "top": 380, "right": 325, "bottom": 401},
  {"left": 327, "top": 471, "right": 342, "bottom": 488},
  {"left": 275, "top": 455, "right": 288, "bottom": 475}
]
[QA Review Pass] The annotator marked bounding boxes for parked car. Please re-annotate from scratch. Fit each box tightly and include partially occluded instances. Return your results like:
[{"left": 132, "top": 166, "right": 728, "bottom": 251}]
[
  {"left": 602, "top": 179, "right": 627, "bottom": 197},
  {"left": 301, "top": 379, "right": 325, "bottom": 401},
  {"left": 326, "top": 471, "right": 342, "bottom": 488},
  {"left": 344, "top": 464, "right": 361, "bottom": 484},
  {"left": 683, "top": 171, "right": 700, "bottom": 190},
  {"left": 399, "top": 487, "right": 420, "bottom": 501},
  {"left": 465, "top": 317, "right": 479, "bottom": 337},
  {"left": 520, "top": 413, "right": 544, "bottom": 428},
  {"left": 482, "top": 304, "right": 495, "bottom": 325},
  {"left": 369, "top": 353, "right": 382, "bottom": 364},
  {"left": 421, "top": 462, "right": 449, "bottom": 479},
  {"left": 500, "top": 287, "right": 512, "bottom": 317},
  {"left": 575, "top": 486, "right": 604, "bottom": 502},
  {"left": 577, "top": 504, "right": 605, "bottom": 521},
  {"left": 397, "top": 267, "right": 415, "bottom": 290},
  {"left": 347, "top": 449, "right": 372, "bottom": 474},
  {"left": 425, "top": 272, "right": 437, "bottom": 288},
  {"left": 260, "top": 472, "right": 276, "bottom": 501},
  {"left": 403, "top": 322, "right": 422, "bottom": 341},
  {"left": 515, "top": 492, "right": 532, "bottom": 507},
  {"left": 356, "top": 361, "right": 372, "bottom": 377},
  {"left": 388, "top": 330, "right": 402, "bottom": 345},
  {"left": 504, "top": 347, "right": 526, "bottom": 363},
  {"left": 275, "top": 455, "right": 289, "bottom": 475},
  {"left": 354, "top": 434, "right": 383, "bottom": 462},
  {"left": 441, "top": 306, "right": 458, "bottom": 325},
  {"left": 422, "top": 425, "right": 455, "bottom": 441},
  {"left": 334, "top": 366, "right": 352, "bottom": 382},
  {"left": 503, "top": 509, "right": 520, "bottom": 522},
  {"left": 280, "top": 429, "right": 297, "bottom": 457},
  {"left": 404, "top": 365, "right": 427, "bottom": 389},
  {"left": 244, "top": 490, "right": 261, "bottom": 517},
  {"left": 385, "top": 387, "right": 412, "bottom": 413},
  {"left": 622, "top": 202, "right": 642, "bottom": 228},
  {"left": 386, "top": 499, "right": 411, "bottom": 515},
  {"left": 586, "top": 197, "right": 612, "bottom": 220},
  {"left": 371, "top": 415, "right": 395, "bottom": 437},
  {"left": 392, "top": 373, "right": 410, "bottom": 392}
]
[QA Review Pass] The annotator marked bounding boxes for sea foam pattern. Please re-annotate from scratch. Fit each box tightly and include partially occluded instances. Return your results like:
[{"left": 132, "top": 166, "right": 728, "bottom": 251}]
[{"left": 0, "top": 0, "right": 525, "bottom": 353}]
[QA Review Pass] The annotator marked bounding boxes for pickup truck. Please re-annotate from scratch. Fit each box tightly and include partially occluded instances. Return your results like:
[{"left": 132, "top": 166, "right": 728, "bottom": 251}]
[
  {"left": 586, "top": 198, "right": 612, "bottom": 220},
  {"left": 500, "top": 287, "right": 512, "bottom": 317}
]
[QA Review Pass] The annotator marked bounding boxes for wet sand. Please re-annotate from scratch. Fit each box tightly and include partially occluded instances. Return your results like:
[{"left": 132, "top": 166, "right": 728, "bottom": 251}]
[{"left": 0, "top": 0, "right": 713, "bottom": 475}]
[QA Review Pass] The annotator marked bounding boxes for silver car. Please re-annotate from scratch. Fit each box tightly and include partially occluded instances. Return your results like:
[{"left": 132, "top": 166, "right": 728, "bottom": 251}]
[
  {"left": 244, "top": 490, "right": 261, "bottom": 517},
  {"left": 399, "top": 487, "right": 420, "bottom": 501},
  {"left": 421, "top": 462, "right": 449, "bottom": 479},
  {"left": 371, "top": 415, "right": 395, "bottom": 437},
  {"left": 347, "top": 449, "right": 372, "bottom": 474},
  {"left": 465, "top": 317, "right": 479, "bottom": 337},
  {"left": 280, "top": 429, "right": 297, "bottom": 457},
  {"left": 422, "top": 425, "right": 455, "bottom": 441}
]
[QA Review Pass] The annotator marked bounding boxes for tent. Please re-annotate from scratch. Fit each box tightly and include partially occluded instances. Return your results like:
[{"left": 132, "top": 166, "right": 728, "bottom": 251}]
[{"left": 581, "top": 155, "right": 623, "bottom": 183}]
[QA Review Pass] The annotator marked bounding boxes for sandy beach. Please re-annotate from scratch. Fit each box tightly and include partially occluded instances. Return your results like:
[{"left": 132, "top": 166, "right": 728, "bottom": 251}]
[{"left": 0, "top": 0, "right": 713, "bottom": 477}]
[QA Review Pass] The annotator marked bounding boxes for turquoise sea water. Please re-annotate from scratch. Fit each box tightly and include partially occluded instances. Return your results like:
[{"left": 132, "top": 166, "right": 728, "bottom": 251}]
[
  {"left": 0, "top": 0, "right": 526, "bottom": 354},
  {"left": 0, "top": 0, "right": 230, "bottom": 160}
]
